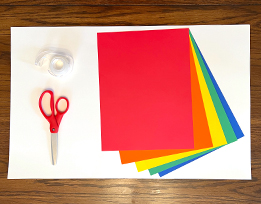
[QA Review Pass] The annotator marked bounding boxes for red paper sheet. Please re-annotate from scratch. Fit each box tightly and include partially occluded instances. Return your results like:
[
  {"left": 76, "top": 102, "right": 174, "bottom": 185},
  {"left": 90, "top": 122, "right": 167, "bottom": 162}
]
[
  {"left": 119, "top": 41, "right": 213, "bottom": 163},
  {"left": 98, "top": 29, "right": 194, "bottom": 151}
]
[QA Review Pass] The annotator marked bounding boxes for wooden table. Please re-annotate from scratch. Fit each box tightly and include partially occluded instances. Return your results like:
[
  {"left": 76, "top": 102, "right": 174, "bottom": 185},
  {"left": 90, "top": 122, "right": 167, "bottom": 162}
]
[{"left": 0, "top": 1, "right": 260, "bottom": 203}]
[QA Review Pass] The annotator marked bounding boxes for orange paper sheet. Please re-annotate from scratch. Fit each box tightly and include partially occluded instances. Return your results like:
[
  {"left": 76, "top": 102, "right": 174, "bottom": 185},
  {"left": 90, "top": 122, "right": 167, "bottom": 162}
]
[{"left": 119, "top": 42, "right": 213, "bottom": 164}]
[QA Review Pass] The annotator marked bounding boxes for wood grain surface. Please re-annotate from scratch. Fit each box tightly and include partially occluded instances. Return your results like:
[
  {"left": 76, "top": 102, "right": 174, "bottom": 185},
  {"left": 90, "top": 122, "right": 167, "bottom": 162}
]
[{"left": 0, "top": 1, "right": 260, "bottom": 203}]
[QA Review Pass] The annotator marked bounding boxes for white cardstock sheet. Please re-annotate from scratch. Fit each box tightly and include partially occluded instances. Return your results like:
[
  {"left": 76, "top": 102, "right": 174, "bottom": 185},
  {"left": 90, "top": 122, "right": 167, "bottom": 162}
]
[{"left": 8, "top": 25, "right": 251, "bottom": 179}]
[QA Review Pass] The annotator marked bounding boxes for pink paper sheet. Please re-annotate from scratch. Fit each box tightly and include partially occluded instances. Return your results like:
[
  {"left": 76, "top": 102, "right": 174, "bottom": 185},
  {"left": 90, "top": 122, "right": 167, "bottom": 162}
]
[{"left": 98, "top": 29, "right": 194, "bottom": 151}]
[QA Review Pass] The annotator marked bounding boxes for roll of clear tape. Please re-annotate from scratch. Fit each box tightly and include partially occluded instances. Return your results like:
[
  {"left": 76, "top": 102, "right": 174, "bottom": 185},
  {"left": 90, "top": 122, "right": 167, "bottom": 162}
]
[{"left": 35, "top": 48, "right": 74, "bottom": 77}]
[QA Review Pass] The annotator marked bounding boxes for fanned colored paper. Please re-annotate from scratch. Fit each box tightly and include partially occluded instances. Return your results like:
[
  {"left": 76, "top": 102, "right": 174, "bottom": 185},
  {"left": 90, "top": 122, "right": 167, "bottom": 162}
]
[
  {"left": 135, "top": 34, "right": 228, "bottom": 172},
  {"left": 98, "top": 29, "right": 195, "bottom": 151}
]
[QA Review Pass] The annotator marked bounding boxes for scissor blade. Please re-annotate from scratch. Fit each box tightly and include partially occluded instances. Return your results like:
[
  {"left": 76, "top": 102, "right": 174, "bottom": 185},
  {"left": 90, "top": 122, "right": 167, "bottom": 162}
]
[{"left": 51, "top": 133, "right": 58, "bottom": 165}]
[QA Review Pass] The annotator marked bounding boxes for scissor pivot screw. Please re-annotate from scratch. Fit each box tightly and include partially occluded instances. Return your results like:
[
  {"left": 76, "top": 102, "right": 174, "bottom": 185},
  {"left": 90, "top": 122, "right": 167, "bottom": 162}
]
[{"left": 52, "top": 128, "right": 55, "bottom": 131}]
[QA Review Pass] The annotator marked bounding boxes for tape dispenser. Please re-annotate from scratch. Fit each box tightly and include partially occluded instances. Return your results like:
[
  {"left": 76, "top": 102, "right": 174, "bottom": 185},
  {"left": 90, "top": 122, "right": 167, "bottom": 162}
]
[{"left": 35, "top": 47, "right": 74, "bottom": 77}]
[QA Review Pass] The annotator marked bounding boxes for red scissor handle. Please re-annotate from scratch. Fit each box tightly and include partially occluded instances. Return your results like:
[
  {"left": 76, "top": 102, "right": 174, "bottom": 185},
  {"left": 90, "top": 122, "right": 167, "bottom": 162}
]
[
  {"left": 39, "top": 90, "right": 69, "bottom": 133},
  {"left": 55, "top": 97, "right": 69, "bottom": 126}
]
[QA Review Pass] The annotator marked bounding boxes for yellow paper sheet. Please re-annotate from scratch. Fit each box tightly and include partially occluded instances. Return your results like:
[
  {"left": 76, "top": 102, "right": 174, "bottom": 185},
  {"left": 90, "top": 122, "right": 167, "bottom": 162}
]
[{"left": 135, "top": 37, "right": 227, "bottom": 172}]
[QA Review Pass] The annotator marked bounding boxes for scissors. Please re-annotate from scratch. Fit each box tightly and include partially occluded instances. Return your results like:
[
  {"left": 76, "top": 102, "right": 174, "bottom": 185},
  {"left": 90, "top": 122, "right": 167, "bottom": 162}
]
[{"left": 39, "top": 90, "right": 69, "bottom": 165}]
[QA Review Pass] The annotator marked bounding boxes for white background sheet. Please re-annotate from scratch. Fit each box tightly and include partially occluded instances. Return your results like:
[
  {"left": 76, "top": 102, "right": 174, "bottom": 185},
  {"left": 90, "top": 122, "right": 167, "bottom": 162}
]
[{"left": 8, "top": 25, "right": 251, "bottom": 179}]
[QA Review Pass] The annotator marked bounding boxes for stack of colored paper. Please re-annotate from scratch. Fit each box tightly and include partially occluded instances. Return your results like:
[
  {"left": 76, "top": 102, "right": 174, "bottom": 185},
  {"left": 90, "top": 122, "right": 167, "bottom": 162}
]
[{"left": 97, "top": 28, "right": 244, "bottom": 177}]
